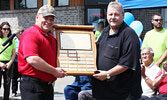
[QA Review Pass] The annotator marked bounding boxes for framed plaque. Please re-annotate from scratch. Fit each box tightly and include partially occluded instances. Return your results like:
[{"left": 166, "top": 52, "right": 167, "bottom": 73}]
[{"left": 53, "top": 24, "right": 97, "bottom": 75}]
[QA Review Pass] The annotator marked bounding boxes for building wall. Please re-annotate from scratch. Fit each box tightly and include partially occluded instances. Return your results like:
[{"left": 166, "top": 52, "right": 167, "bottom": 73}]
[
  {"left": 131, "top": 8, "right": 161, "bottom": 39},
  {"left": 0, "top": 6, "right": 85, "bottom": 31}
]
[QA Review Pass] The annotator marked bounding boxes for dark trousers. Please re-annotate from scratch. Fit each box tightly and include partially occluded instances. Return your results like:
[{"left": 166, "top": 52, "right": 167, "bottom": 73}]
[
  {"left": 11, "top": 62, "right": 20, "bottom": 94},
  {"left": 20, "top": 75, "right": 54, "bottom": 100},
  {"left": 0, "top": 61, "right": 12, "bottom": 100}
]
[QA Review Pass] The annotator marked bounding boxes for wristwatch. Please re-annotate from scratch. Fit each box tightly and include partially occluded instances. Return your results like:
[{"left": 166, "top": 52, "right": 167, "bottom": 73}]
[
  {"left": 145, "top": 76, "right": 149, "bottom": 81},
  {"left": 106, "top": 72, "right": 110, "bottom": 79}
]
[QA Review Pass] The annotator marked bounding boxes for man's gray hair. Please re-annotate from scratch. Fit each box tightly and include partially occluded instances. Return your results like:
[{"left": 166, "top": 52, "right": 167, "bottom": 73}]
[
  {"left": 107, "top": 1, "right": 124, "bottom": 14},
  {"left": 142, "top": 47, "right": 154, "bottom": 54}
]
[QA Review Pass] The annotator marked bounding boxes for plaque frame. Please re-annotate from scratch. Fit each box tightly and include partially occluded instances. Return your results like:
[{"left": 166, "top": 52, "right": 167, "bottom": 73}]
[{"left": 53, "top": 24, "right": 97, "bottom": 75}]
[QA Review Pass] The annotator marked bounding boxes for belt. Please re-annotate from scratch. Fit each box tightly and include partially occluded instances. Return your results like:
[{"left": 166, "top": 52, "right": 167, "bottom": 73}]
[{"left": 21, "top": 75, "right": 53, "bottom": 85}]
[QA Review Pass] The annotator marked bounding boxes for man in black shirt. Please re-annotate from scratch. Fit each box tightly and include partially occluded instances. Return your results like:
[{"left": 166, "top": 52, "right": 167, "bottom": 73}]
[{"left": 92, "top": 1, "right": 142, "bottom": 100}]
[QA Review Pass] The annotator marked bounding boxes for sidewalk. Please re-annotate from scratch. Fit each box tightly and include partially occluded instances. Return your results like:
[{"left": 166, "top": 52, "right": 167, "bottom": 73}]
[{"left": 0, "top": 76, "right": 75, "bottom": 100}]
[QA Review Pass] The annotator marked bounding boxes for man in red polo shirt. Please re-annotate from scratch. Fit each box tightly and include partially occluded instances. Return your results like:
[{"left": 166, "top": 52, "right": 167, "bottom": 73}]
[{"left": 18, "top": 5, "right": 67, "bottom": 100}]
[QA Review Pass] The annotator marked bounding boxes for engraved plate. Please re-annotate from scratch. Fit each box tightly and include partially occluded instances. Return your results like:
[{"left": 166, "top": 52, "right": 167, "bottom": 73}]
[
  {"left": 78, "top": 65, "right": 86, "bottom": 67},
  {"left": 60, "top": 57, "right": 68, "bottom": 60},
  {"left": 69, "top": 58, "right": 77, "bottom": 60},
  {"left": 87, "top": 62, "right": 94, "bottom": 64},
  {"left": 86, "top": 58, "right": 94, "bottom": 61},
  {"left": 86, "top": 55, "right": 93, "bottom": 57},
  {"left": 60, "top": 33, "right": 92, "bottom": 50},
  {"left": 69, "top": 65, "right": 77, "bottom": 67},
  {"left": 69, "top": 54, "right": 76, "bottom": 57},
  {"left": 60, "top": 50, "right": 68, "bottom": 53},
  {"left": 63, "top": 68, "right": 68, "bottom": 71},
  {"left": 78, "top": 69, "right": 86, "bottom": 71},
  {"left": 87, "top": 65, "right": 94, "bottom": 68},
  {"left": 60, "top": 61, "right": 68, "bottom": 64},
  {"left": 85, "top": 51, "right": 93, "bottom": 53},
  {"left": 60, "top": 54, "right": 67, "bottom": 56},
  {"left": 78, "top": 62, "right": 86, "bottom": 64},
  {"left": 78, "top": 58, "right": 86, "bottom": 60},
  {"left": 87, "top": 69, "right": 95, "bottom": 71},
  {"left": 69, "top": 61, "right": 77, "bottom": 64},
  {"left": 61, "top": 65, "right": 68, "bottom": 67},
  {"left": 77, "top": 51, "right": 86, "bottom": 53},
  {"left": 78, "top": 54, "right": 86, "bottom": 57},
  {"left": 69, "top": 51, "right": 76, "bottom": 53},
  {"left": 69, "top": 69, "right": 77, "bottom": 71}
]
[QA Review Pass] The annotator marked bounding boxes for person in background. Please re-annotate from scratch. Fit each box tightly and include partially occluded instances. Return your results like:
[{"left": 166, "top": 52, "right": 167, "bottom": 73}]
[
  {"left": 18, "top": 5, "right": 67, "bottom": 100},
  {"left": 146, "top": 61, "right": 167, "bottom": 100},
  {"left": 92, "top": 1, "right": 142, "bottom": 100},
  {"left": 142, "top": 14, "right": 167, "bottom": 68},
  {"left": 0, "top": 22, "right": 16, "bottom": 100},
  {"left": 64, "top": 76, "right": 92, "bottom": 100},
  {"left": 140, "top": 47, "right": 161, "bottom": 100},
  {"left": 95, "top": 21, "right": 104, "bottom": 42},
  {"left": 11, "top": 26, "right": 24, "bottom": 97}
]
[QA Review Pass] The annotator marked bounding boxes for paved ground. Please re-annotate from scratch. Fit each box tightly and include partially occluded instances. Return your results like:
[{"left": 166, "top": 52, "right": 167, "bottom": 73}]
[{"left": 0, "top": 76, "right": 75, "bottom": 100}]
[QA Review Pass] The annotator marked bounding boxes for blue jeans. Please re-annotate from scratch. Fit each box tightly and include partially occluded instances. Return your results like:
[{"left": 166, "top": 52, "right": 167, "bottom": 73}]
[{"left": 64, "top": 76, "right": 92, "bottom": 100}]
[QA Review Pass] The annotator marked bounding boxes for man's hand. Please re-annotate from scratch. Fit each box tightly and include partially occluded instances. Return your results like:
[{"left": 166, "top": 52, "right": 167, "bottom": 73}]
[
  {"left": 0, "top": 62, "right": 7, "bottom": 69},
  {"left": 155, "top": 62, "right": 160, "bottom": 67},
  {"left": 93, "top": 70, "right": 107, "bottom": 81},
  {"left": 162, "top": 61, "right": 167, "bottom": 76},
  {"left": 53, "top": 68, "right": 67, "bottom": 78},
  {"left": 141, "top": 64, "right": 146, "bottom": 78}
]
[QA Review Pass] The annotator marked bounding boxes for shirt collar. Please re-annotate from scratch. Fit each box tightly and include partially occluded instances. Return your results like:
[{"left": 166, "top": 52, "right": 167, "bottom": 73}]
[
  {"left": 33, "top": 24, "right": 50, "bottom": 37},
  {"left": 145, "top": 62, "right": 154, "bottom": 69},
  {"left": 107, "top": 22, "right": 127, "bottom": 37}
]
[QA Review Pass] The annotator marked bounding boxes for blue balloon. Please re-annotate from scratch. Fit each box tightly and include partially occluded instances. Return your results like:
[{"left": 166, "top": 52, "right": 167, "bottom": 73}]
[
  {"left": 124, "top": 12, "right": 135, "bottom": 25},
  {"left": 130, "top": 20, "right": 143, "bottom": 36}
]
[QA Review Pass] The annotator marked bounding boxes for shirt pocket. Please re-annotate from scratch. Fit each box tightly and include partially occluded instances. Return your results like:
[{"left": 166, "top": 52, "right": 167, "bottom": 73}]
[{"left": 104, "top": 44, "right": 119, "bottom": 59}]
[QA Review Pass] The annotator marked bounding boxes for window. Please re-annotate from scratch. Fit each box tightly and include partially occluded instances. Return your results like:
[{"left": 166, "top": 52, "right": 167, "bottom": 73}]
[
  {"left": 14, "top": 0, "right": 37, "bottom": 9},
  {"left": 43, "top": 0, "right": 47, "bottom": 5},
  {"left": 0, "top": 0, "right": 10, "bottom": 10},
  {"left": 58, "top": 0, "right": 69, "bottom": 6}
]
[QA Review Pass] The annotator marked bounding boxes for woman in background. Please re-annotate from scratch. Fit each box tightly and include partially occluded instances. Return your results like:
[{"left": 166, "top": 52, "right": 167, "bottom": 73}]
[{"left": 0, "top": 22, "right": 16, "bottom": 100}]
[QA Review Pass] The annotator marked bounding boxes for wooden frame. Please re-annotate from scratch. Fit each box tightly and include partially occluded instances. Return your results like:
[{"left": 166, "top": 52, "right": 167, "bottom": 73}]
[{"left": 53, "top": 24, "right": 97, "bottom": 75}]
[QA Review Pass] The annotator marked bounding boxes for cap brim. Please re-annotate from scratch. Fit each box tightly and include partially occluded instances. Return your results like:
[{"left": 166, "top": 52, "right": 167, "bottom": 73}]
[{"left": 42, "top": 13, "right": 56, "bottom": 17}]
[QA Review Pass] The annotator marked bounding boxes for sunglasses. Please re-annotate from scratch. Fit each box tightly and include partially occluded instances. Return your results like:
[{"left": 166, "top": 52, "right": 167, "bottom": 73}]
[
  {"left": 153, "top": 19, "right": 163, "bottom": 22},
  {"left": 2, "top": 28, "right": 10, "bottom": 31}
]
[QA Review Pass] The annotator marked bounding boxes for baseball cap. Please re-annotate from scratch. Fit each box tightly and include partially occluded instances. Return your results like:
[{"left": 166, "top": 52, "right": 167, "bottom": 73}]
[{"left": 37, "top": 5, "right": 55, "bottom": 17}]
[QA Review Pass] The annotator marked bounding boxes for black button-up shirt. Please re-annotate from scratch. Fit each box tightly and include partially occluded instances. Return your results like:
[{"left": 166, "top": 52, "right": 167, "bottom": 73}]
[{"left": 92, "top": 22, "right": 142, "bottom": 100}]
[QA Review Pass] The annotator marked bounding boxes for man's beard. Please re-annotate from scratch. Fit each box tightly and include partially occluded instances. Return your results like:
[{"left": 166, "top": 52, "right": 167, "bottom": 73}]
[{"left": 154, "top": 25, "right": 162, "bottom": 29}]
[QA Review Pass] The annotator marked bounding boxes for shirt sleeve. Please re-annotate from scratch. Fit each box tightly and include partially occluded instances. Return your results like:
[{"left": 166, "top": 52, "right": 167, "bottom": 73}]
[
  {"left": 22, "top": 33, "right": 40, "bottom": 59},
  {"left": 118, "top": 29, "right": 140, "bottom": 71}
]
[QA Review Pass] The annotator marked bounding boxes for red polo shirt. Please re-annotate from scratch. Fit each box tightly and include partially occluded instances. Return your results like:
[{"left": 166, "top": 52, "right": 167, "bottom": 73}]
[{"left": 18, "top": 24, "right": 57, "bottom": 82}]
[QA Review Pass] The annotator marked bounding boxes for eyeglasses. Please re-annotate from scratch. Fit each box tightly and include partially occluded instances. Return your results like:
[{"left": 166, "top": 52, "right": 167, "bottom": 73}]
[
  {"left": 153, "top": 19, "right": 163, "bottom": 22},
  {"left": 141, "top": 53, "right": 150, "bottom": 56},
  {"left": 2, "top": 28, "right": 10, "bottom": 31}
]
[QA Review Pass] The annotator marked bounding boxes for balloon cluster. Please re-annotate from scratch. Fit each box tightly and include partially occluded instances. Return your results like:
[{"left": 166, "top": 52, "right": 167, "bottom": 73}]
[{"left": 124, "top": 12, "right": 143, "bottom": 47}]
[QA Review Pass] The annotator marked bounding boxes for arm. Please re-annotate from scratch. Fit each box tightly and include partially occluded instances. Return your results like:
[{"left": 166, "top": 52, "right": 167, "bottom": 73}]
[
  {"left": 6, "top": 49, "right": 16, "bottom": 69},
  {"left": 26, "top": 56, "right": 67, "bottom": 78},
  {"left": 141, "top": 65, "right": 157, "bottom": 90},
  {"left": 156, "top": 50, "right": 167, "bottom": 67},
  {"left": 93, "top": 65, "right": 128, "bottom": 81},
  {"left": 153, "top": 62, "right": 167, "bottom": 87}
]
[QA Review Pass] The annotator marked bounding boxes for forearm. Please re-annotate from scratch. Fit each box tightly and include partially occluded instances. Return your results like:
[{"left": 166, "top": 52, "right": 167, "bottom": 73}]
[
  {"left": 144, "top": 77, "right": 157, "bottom": 90},
  {"left": 107, "top": 65, "right": 128, "bottom": 77},
  {"left": 153, "top": 75, "right": 164, "bottom": 88},
  {"left": 26, "top": 56, "right": 56, "bottom": 75},
  {"left": 157, "top": 50, "right": 167, "bottom": 66}
]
